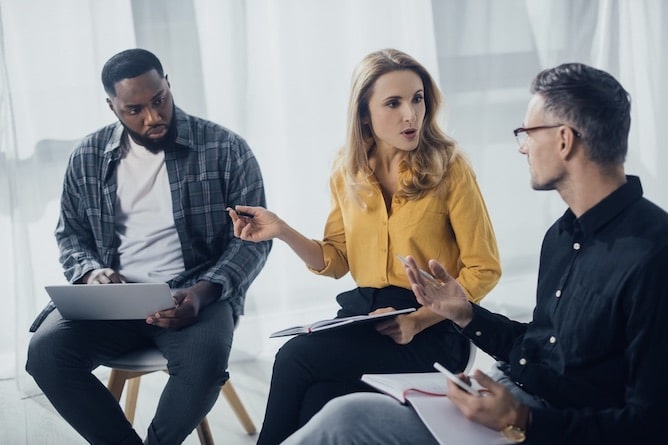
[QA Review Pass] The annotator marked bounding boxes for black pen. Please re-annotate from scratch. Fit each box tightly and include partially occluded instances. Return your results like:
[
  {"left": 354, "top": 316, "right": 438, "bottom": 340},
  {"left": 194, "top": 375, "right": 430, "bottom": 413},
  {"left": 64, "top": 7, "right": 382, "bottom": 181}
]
[{"left": 226, "top": 207, "right": 255, "bottom": 219}]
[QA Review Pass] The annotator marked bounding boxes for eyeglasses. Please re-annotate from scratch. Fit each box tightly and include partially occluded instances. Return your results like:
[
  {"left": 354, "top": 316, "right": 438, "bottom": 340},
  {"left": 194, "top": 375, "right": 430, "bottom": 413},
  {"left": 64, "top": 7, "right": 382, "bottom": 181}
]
[{"left": 513, "top": 124, "right": 581, "bottom": 147}]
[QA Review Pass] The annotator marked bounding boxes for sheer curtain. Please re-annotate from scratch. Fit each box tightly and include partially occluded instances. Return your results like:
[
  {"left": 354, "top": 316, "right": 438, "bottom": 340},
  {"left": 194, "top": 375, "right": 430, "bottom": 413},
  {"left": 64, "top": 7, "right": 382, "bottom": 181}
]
[{"left": 1, "top": 0, "right": 666, "bottom": 395}]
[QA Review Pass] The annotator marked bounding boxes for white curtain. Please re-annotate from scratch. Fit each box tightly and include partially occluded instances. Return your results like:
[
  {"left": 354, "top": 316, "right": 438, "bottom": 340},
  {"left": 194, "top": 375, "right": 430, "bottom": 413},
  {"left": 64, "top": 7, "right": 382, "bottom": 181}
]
[{"left": 1, "top": 0, "right": 666, "bottom": 396}]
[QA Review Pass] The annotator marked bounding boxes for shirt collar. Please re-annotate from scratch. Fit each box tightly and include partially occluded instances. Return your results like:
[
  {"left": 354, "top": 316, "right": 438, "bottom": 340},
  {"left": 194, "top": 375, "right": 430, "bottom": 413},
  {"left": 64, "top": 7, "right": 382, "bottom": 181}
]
[{"left": 559, "top": 175, "right": 643, "bottom": 236}]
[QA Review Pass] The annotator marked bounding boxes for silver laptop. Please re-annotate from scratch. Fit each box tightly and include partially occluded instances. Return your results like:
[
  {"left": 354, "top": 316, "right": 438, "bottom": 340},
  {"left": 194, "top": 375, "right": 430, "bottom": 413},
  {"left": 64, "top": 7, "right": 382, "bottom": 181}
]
[{"left": 44, "top": 283, "right": 176, "bottom": 320}]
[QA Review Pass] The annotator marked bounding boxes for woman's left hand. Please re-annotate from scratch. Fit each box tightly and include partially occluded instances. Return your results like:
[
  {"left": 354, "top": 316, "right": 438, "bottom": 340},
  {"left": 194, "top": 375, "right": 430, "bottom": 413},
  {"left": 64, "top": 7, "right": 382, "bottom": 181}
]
[{"left": 372, "top": 307, "right": 418, "bottom": 344}]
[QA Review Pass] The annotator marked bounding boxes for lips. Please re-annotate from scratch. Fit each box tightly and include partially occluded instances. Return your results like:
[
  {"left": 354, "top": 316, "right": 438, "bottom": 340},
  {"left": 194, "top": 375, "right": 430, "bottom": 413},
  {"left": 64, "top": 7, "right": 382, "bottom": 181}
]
[
  {"left": 401, "top": 128, "right": 418, "bottom": 139},
  {"left": 147, "top": 125, "right": 168, "bottom": 139}
]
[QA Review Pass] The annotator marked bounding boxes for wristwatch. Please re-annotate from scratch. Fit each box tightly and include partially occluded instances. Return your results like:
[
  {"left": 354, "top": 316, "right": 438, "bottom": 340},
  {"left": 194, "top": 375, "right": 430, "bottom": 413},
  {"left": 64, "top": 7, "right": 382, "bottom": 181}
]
[{"left": 501, "top": 424, "right": 526, "bottom": 443}]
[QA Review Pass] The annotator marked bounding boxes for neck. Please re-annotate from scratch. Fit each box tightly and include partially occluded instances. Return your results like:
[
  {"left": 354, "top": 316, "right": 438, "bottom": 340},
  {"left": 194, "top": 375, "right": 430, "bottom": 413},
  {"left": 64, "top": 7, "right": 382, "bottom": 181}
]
[{"left": 559, "top": 163, "right": 626, "bottom": 217}]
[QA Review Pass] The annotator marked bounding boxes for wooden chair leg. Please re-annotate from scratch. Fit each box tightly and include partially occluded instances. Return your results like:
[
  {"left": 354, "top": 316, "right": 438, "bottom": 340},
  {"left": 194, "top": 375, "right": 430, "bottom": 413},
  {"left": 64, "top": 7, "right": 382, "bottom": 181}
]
[
  {"left": 124, "top": 376, "right": 141, "bottom": 424},
  {"left": 107, "top": 369, "right": 128, "bottom": 401},
  {"left": 196, "top": 417, "right": 214, "bottom": 445},
  {"left": 108, "top": 369, "right": 255, "bottom": 442},
  {"left": 107, "top": 369, "right": 149, "bottom": 425},
  {"left": 222, "top": 381, "right": 256, "bottom": 434}
]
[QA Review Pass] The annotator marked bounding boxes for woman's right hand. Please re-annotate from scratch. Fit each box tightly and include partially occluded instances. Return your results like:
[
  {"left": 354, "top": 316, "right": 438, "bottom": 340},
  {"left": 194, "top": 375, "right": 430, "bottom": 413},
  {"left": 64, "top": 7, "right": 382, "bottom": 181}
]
[{"left": 227, "top": 205, "right": 285, "bottom": 242}]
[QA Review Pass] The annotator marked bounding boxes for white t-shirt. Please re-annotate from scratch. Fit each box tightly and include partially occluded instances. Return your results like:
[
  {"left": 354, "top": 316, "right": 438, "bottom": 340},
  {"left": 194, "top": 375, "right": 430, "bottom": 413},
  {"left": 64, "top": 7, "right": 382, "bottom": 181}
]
[{"left": 114, "top": 136, "right": 185, "bottom": 283}]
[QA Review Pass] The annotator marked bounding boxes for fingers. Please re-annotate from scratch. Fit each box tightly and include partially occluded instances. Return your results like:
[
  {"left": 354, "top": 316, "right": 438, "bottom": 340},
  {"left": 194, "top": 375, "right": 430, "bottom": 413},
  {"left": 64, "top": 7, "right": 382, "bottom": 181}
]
[
  {"left": 369, "top": 307, "right": 396, "bottom": 315},
  {"left": 88, "top": 268, "right": 125, "bottom": 284},
  {"left": 146, "top": 306, "right": 196, "bottom": 329},
  {"left": 171, "top": 290, "right": 186, "bottom": 305},
  {"left": 471, "top": 369, "right": 496, "bottom": 389},
  {"left": 428, "top": 259, "right": 452, "bottom": 283},
  {"left": 227, "top": 206, "right": 263, "bottom": 240}
]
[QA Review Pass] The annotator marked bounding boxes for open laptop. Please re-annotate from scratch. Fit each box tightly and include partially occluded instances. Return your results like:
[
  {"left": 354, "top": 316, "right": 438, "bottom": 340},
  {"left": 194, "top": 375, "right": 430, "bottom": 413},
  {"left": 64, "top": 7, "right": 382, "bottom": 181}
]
[{"left": 44, "top": 283, "right": 176, "bottom": 320}]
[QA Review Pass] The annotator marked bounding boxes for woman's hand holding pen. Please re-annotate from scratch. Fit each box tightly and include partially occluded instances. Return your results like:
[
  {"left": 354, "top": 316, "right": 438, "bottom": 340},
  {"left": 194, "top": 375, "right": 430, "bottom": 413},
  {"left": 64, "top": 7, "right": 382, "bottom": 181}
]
[
  {"left": 227, "top": 205, "right": 285, "bottom": 242},
  {"left": 403, "top": 256, "right": 473, "bottom": 329},
  {"left": 228, "top": 205, "right": 326, "bottom": 270}
]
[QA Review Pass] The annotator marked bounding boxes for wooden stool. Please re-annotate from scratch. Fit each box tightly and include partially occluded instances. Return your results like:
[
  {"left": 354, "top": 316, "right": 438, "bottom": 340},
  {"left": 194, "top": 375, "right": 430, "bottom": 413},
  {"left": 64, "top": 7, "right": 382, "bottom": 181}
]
[{"left": 103, "top": 347, "right": 256, "bottom": 444}]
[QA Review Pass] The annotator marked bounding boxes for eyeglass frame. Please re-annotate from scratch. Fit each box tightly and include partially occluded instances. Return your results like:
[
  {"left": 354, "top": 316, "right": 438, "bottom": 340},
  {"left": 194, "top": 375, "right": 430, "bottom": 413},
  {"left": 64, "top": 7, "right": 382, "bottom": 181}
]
[{"left": 513, "top": 124, "right": 582, "bottom": 147}]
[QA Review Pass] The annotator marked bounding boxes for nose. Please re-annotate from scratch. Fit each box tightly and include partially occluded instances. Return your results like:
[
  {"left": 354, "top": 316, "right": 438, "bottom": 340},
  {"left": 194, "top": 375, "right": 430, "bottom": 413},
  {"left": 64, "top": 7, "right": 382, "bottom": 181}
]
[
  {"left": 518, "top": 143, "right": 528, "bottom": 155},
  {"left": 144, "top": 107, "right": 161, "bottom": 125},
  {"left": 403, "top": 103, "right": 417, "bottom": 122}
]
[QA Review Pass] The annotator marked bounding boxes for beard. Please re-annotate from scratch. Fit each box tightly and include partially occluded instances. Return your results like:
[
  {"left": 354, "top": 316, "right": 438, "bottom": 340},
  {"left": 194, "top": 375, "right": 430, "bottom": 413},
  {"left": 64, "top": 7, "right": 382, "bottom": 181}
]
[{"left": 121, "top": 110, "right": 177, "bottom": 153}]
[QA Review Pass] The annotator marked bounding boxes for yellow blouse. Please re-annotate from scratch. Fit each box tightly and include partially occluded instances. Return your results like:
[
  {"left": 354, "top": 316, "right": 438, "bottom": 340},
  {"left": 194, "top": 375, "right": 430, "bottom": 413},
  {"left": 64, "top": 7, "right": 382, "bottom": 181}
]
[{"left": 312, "top": 154, "right": 501, "bottom": 303}]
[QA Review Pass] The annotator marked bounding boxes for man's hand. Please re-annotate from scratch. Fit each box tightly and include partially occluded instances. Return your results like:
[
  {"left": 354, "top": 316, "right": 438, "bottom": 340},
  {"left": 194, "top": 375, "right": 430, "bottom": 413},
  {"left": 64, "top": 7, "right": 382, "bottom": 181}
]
[
  {"left": 447, "top": 369, "right": 531, "bottom": 432},
  {"left": 80, "top": 268, "right": 126, "bottom": 284},
  {"left": 403, "top": 256, "right": 473, "bottom": 328},
  {"left": 146, "top": 280, "right": 221, "bottom": 329}
]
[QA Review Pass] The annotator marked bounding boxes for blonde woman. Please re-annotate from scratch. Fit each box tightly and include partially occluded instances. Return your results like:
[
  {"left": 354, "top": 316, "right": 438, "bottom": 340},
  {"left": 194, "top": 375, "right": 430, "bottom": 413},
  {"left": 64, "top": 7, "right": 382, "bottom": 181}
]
[{"left": 228, "top": 48, "right": 501, "bottom": 444}]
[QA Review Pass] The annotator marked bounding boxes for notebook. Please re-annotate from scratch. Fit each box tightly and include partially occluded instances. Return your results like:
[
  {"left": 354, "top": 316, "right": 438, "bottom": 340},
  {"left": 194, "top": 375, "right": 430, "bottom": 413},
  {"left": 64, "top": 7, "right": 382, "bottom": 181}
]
[{"left": 44, "top": 283, "right": 176, "bottom": 320}]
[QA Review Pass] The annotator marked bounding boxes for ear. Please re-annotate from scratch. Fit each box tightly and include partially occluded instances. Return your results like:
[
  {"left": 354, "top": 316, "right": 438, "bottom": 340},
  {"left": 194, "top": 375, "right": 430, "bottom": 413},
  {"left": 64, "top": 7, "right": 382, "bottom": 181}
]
[
  {"left": 558, "top": 126, "right": 578, "bottom": 160},
  {"left": 165, "top": 74, "right": 171, "bottom": 88},
  {"left": 106, "top": 97, "right": 114, "bottom": 112}
]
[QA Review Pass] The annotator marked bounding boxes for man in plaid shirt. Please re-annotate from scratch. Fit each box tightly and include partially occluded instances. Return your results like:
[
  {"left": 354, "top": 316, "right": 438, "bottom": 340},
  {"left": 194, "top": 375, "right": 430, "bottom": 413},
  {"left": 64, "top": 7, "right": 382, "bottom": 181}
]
[{"left": 26, "top": 48, "right": 271, "bottom": 445}]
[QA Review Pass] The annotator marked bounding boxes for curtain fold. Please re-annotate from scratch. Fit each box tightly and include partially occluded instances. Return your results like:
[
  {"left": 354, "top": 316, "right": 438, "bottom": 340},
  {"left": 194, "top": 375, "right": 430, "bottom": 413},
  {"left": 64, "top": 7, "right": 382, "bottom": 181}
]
[
  {"left": 0, "top": 2, "right": 22, "bottom": 380},
  {"left": 0, "top": 0, "right": 137, "bottom": 393}
]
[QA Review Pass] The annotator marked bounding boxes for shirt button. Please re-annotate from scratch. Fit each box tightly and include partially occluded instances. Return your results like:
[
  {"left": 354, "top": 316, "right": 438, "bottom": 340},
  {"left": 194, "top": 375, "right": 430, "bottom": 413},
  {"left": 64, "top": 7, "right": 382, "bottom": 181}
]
[
  {"left": 519, "top": 358, "right": 527, "bottom": 366},
  {"left": 549, "top": 336, "right": 556, "bottom": 344},
  {"left": 555, "top": 290, "right": 562, "bottom": 298},
  {"left": 573, "top": 242, "right": 581, "bottom": 250},
  {"left": 475, "top": 331, "right": 482, "bottom": 337}
]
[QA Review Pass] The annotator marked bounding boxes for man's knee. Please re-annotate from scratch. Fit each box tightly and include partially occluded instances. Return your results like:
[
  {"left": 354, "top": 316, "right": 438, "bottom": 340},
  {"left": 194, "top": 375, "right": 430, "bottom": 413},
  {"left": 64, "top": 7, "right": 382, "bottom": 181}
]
[{"left": 25, "top": 330, "right": 54, "bottom": 378}]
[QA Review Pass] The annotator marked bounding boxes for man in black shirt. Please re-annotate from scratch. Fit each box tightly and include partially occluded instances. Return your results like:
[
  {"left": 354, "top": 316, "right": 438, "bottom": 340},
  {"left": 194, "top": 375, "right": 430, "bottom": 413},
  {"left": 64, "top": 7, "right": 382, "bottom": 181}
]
[{"left": 281, "top": 63, "right": 668, "bottom": 445}]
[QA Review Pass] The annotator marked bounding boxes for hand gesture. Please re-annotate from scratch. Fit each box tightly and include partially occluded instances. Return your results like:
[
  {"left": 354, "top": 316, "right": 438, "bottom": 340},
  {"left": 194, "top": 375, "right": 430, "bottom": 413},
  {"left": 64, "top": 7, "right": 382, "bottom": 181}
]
[
  {"left": 227, "top": 205, "right": 285, "bottom": 242},
  {"left": 402, "top": 256, "right": 473, "bottom": 327}
]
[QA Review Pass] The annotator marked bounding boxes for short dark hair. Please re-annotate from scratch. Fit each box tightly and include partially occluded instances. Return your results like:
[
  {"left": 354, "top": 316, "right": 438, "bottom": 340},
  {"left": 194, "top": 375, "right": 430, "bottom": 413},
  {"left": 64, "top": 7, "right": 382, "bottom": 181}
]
[
  {"left": 531, "top": 63, "right": 631, "bottom": 166},
  {"left": 101, "top": 48, "right": 164, "bottom": 97}
]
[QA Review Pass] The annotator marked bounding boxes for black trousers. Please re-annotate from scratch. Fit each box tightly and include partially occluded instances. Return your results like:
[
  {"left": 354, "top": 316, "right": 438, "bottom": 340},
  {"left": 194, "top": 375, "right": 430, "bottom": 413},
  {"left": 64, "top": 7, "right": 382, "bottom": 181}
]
[{"left": 257, "top": 286, "right": 469, "bottom": 445}]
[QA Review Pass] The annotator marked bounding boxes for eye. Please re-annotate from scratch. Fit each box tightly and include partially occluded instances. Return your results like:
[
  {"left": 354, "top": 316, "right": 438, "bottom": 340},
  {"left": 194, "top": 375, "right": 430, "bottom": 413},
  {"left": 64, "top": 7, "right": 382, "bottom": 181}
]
[
  {"left": 153, "top": 96, "right": 164, "bottom": 106},
  {"left": 127, "top": 107, "right": 140, "bottom": 116},
  {"left": 413, "top": 93, "right": 424, "bottom": 104},
  {"left": 386, "top": 99, "right": 399, "bottom": 109}
]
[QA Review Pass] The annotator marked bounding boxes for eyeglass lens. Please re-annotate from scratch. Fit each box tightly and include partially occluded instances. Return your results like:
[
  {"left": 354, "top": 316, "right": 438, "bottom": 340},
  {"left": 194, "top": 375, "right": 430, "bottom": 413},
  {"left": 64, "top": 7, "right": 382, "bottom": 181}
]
[{"left": 515, "top": 131, "right": 527, "bottom": 146}]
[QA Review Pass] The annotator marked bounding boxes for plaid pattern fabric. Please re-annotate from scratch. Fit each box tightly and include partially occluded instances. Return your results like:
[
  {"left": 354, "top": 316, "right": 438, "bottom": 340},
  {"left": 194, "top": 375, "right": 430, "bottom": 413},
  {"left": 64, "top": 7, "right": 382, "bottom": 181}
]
[{"left": 54, "top": 107, "right": 271, "bottom": 316}]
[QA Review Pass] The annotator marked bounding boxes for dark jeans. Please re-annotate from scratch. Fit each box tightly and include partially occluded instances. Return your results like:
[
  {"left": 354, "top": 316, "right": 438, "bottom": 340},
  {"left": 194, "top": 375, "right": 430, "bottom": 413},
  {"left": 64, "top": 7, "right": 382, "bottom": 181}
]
[
  {"left": 257, "top": 286, "right": 469, "bottom": 445},
  {"left": 25, "top": 300, "right": 235, "bottom": 445}
]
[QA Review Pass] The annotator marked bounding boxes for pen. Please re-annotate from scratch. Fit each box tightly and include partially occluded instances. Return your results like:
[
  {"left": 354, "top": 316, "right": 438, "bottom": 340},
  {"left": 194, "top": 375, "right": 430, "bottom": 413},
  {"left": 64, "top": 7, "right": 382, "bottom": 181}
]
[
  {"left": 226, "top": 207, "right": 255, "bottom": 219},
  {"left": 397, "top": 255, "right": 442, "bottom": 286}
]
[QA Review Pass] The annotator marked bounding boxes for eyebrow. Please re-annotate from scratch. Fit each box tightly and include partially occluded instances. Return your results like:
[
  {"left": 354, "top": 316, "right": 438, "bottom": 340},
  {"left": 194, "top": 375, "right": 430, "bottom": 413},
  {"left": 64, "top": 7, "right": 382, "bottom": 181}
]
[
  {"left": 124, "top": 89, "right": 166, "bottom": 109},
  {"left": 382, "top": 89, "right": 424, "bottom": 102}
]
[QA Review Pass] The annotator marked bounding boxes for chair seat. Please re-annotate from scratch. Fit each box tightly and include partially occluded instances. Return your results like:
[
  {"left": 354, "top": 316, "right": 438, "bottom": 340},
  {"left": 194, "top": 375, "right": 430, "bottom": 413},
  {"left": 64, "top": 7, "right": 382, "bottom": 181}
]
[{"left": 102, "top": 348, "right": 169, "bottom": 372}]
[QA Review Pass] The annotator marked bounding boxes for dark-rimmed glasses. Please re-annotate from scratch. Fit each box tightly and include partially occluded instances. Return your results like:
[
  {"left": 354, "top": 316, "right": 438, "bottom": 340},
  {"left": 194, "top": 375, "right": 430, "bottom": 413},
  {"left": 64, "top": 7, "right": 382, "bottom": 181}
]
[{"left": 513, "top": 124, "right": 581, "bottom": 147}]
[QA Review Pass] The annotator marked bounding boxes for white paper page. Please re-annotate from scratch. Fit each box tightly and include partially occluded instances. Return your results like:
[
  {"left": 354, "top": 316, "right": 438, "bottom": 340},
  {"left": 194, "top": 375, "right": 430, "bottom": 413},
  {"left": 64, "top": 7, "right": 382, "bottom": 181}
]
[{"left": 406, "top": 393, "right": 511, "bottom": 445}]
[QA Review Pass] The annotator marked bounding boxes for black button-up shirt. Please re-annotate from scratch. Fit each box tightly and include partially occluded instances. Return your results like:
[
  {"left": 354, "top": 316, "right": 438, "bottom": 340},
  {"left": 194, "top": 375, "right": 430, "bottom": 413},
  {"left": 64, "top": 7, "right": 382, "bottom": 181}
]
[{"left": 463, "top": 176, "right": 668, "bottom": 444}]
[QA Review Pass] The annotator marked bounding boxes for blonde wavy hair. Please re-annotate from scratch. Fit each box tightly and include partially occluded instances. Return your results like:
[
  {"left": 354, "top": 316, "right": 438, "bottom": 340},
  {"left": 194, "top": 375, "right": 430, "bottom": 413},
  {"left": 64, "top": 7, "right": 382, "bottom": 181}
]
[{"left": 333, "top": 48, "right": 459, "bottom": 204}]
